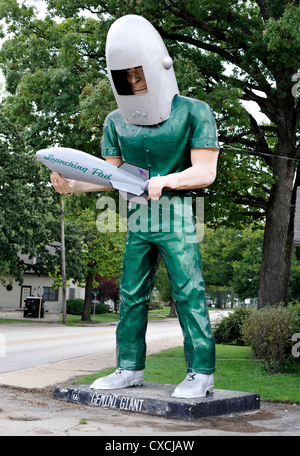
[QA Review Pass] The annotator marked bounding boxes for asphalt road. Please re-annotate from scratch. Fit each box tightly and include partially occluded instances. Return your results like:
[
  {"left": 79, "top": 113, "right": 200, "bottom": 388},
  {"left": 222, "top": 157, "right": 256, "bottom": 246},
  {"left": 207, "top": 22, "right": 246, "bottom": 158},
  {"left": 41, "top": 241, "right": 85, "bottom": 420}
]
[{"left": 0, "top": 320, "right": 182, "bottom": 374}]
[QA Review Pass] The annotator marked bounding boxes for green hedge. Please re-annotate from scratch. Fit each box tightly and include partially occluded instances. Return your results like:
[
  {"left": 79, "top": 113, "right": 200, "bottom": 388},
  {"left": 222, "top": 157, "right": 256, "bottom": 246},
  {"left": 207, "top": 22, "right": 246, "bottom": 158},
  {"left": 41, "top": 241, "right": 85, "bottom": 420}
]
[
  {"left": 242, "top": 304, "right": 300, "bottom": 373},
  {"left": 213, "top": 305, "right": 300, "bottom": 373},
  {"left": 213, "top": 308, "right": 252, "bottom": 346},
  {"left": 66, "top": 299, "right": 109, "bottom": 315}
]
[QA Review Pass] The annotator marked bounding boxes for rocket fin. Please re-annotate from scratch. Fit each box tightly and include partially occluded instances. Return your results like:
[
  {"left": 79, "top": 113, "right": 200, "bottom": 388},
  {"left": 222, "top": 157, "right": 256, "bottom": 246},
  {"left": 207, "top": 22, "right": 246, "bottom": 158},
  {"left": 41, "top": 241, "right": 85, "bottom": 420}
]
[{"left": 118, "top": 162, "right": 150, "bottom": 181}]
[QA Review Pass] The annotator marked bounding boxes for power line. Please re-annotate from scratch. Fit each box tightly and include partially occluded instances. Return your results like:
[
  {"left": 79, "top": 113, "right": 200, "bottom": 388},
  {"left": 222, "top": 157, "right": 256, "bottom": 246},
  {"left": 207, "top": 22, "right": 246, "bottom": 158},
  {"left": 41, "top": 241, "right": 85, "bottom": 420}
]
[{"left": 222, "top": 145, "right": 300, "bottom": 162}]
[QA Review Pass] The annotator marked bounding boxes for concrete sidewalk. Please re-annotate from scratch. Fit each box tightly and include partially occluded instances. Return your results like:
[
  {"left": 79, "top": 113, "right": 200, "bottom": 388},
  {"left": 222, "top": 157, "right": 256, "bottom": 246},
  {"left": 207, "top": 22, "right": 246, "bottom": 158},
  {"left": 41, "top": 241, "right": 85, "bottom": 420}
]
[
  {"left": 0, "top": 382, "right": 299, "bottom": 436},
  {"left": 0, "top": 372, "right": 299, "bottom": 436},
  {"left": 0, "top": 341, "right": 299, "bottom": 436}
]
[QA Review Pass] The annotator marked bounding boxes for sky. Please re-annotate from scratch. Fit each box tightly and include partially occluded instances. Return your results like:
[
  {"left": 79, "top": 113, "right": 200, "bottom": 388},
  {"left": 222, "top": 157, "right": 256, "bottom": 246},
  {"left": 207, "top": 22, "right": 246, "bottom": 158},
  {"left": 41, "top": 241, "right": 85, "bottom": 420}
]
[{"left": 0, "top": 0, "right": 268, "bottom": 123}]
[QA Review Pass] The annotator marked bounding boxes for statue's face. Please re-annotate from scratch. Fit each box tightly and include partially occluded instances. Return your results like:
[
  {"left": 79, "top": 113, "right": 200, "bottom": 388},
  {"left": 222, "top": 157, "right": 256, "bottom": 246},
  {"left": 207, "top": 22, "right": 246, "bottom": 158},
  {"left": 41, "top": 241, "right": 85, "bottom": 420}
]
[{"left": 126, "top": 66, "right": 148, "bottom": 95}]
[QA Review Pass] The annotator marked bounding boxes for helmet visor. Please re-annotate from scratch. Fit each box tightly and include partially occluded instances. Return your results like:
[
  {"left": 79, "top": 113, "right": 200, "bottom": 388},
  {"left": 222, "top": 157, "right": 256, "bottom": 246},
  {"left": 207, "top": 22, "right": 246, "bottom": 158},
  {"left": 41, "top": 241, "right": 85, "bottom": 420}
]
[{"left": 111, "top": 66, "right": 148, "bottom": 96}]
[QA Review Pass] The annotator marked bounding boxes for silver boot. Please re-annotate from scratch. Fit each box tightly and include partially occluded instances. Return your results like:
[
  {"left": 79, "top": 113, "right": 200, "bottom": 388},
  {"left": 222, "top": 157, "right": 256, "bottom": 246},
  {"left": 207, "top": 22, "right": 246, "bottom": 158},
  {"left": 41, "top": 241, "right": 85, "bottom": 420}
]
[
  {"left": 90, "top": 368, "right": 144, "bottom": 390},
  {"left": 172, "top": 373, "right": 214, "bottom": 398}
]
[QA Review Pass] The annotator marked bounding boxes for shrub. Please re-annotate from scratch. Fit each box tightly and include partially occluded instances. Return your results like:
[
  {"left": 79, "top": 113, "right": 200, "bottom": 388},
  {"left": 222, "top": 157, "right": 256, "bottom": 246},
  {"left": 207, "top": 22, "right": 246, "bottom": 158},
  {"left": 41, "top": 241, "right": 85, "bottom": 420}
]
[
  {"left": 66, "top": 299, "right": 84, "bottom": 315},
  {"left": 66, "top": 299, "right": 109, "bottom": 315},
  {"left": 213, "top": 308, "right": 253, "bottom": 345},
  {"left": 94, "top": 302, "right": 109, "bottom": 314},
  {"left": 241, "top": 304, "right": 300, "bottom": 373}
]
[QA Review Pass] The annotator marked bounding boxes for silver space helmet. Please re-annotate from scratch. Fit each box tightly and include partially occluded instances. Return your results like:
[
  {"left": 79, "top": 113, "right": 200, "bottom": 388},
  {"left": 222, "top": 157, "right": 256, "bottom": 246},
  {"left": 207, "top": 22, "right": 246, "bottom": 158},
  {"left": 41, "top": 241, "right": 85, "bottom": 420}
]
[{"left": 105, "top": 15, "right": 179, "bottom": 126}]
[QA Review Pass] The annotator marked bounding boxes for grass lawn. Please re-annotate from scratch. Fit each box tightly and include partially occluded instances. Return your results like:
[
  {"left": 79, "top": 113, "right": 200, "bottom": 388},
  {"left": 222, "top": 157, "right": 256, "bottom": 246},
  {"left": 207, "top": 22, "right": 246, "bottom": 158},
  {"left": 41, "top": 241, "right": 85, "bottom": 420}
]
[
  {"left": 0, "top": 307, "right": 172, "bottom": 326},
  {"left": 74, "top": 344, "right": 300, "bottom": 404},
  {"left": 57, "top": 307, "right": 173, "bottom": 325},
  {"left": 60, "top": 313, "right": 120, "bottom": 325}
]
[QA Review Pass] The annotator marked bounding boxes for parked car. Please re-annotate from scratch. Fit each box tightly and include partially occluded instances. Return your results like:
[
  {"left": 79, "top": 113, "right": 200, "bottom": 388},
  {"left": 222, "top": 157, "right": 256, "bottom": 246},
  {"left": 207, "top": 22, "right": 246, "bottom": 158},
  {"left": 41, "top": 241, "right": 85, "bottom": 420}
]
[
  {"left": 23, "top": 297, "right": 45, "bottom": 318},
  {"left": 104, "top": 299, "right": 115, "bottom": 313},
  {"left": 206, "top": 298, "right": 214, "bottom": 307}
]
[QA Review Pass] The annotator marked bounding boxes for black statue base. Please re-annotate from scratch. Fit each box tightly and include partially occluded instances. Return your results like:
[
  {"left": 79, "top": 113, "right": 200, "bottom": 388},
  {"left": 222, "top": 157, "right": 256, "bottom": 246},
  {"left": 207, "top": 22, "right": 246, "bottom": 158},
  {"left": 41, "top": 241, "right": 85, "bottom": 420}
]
[{"left": 53, "top": 381, "right": 260, "bottom": 420}]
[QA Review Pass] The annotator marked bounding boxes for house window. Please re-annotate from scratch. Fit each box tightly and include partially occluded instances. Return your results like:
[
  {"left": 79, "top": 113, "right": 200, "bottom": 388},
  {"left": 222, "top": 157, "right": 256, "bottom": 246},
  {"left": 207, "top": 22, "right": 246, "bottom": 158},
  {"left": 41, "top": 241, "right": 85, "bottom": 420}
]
[
  {"left": 69, "top": 288, "right": 75, "bottom": 299},
  {"left": 43, "top": 287, "right": 59, "bottom": 301}
]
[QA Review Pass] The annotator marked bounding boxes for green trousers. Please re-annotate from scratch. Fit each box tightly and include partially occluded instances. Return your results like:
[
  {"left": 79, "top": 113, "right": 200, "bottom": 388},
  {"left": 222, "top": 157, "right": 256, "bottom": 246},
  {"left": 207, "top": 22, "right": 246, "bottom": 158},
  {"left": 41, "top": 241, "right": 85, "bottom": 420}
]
[{"left": 117, "top": 195, "right": 215, "bottom": 374}]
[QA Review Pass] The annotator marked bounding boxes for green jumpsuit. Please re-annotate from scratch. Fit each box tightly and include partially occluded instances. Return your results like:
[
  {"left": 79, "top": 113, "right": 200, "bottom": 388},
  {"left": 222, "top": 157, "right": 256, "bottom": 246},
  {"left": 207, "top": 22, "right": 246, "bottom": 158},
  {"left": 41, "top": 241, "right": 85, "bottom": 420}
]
[{"left": 101, "top": 94, "right": 219, "bottom": 375}]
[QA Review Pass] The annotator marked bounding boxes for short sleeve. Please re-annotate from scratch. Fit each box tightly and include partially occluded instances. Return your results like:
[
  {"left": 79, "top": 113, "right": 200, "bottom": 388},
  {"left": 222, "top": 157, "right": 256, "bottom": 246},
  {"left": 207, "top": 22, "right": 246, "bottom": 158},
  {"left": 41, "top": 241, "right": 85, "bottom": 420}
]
[
  {"left": 101, "top": 115, "right": 121, "bottom": 157},
  {"left": 189, "top": 100, "right": 219, "bottom": 150}
]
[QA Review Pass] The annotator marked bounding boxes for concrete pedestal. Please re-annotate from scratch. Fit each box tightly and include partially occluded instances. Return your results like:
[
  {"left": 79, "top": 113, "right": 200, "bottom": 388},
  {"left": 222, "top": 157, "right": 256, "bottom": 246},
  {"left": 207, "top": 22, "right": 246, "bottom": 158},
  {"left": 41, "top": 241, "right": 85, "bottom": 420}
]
[{"left": 53, "top": 382, "right": 260, "bottom": 420}]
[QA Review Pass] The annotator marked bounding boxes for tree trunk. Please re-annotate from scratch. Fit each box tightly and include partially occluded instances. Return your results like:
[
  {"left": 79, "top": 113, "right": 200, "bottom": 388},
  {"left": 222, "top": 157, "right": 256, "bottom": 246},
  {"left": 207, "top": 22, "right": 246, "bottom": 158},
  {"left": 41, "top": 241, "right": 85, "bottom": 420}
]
[
  {"left": 168, "top": 297, "right": 177, "bottom": 317},
  {"left": 81, "top": 272, "right": 94, "bottom": 321},
  {"left": 61, "top": 199, "right": 67, "bottom": 325},
  {"left": 257, "top": 156, "right": 297, "bottom": 308}
]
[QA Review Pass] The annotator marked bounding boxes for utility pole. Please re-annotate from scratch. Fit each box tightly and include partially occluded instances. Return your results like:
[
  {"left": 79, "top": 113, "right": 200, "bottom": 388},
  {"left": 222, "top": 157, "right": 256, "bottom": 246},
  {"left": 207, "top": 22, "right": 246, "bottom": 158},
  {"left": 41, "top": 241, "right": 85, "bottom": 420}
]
[{"left": 61, "top": 199, "right": 67, "bottom": 324}]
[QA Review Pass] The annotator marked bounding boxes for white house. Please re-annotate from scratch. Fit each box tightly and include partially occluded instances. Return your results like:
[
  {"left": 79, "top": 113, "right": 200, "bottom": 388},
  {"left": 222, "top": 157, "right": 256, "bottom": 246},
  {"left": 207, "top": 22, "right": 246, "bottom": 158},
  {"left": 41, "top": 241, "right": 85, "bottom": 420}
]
[
  {"left": 0, "top": 274, "right": 85, "bottom": 313},
  {"left": 0, "top": 253, "right": 85, "bottom": 313}
]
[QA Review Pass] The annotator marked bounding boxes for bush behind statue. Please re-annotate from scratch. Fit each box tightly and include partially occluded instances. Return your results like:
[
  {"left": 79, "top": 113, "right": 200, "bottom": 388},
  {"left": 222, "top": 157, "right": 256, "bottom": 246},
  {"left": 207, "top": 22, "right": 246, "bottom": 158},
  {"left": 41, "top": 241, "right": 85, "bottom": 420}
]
[
  {"left": 66, "top": 298, "right": 109, "bottom": 315},
  {"left": 241, "top": 304, "right": 300, "bottom": 373},
  {"left": 213, "top": 307, "right": 252, "bottom": 346}
]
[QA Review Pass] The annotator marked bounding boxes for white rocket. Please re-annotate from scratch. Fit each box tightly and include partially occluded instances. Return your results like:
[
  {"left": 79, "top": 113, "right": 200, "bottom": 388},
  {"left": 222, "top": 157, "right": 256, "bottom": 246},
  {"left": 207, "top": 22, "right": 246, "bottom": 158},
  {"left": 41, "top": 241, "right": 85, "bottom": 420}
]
[{"left": 36, "top": 147, "right": 150, "bottom": 203}]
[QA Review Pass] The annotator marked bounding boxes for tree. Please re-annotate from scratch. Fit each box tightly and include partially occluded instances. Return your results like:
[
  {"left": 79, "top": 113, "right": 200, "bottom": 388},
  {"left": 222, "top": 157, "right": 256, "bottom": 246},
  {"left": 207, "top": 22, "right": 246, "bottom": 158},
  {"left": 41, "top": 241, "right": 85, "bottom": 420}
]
[
  {"left": 200, "top": 224, "right": 264, "bottom": 300},
  {"left": 0, "top": 105, "right": 94, "bottom": 299},
  {"left": 231, "top": 228, "right": 263, "bottom": 301},
  {"left": 63, "top": 201, "right": 126, "bottom": 321},
  {"left": 153, "top": 258, "right": 179, "bottom": 316},
  {"left": 288, "top": 251, "right": 300, "bottom": 302},
  {"left": 0, "top": 108, "right": 63, "bottom": 284},
  {"left": 202, "top": 223, "right": 300, "bottom": 302},
  {"left": 1, "top": 0, "right": 299, "bottom": 308},
  {"left": 94, "top": 274, "right": 119, "bottom": 310}
]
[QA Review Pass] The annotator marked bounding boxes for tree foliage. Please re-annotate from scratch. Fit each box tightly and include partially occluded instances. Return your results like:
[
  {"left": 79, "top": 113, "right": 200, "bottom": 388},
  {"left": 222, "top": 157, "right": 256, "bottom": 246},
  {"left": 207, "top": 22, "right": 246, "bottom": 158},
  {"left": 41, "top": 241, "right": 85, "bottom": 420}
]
[
  {"left": 0, "top": 108, "right": 61, "bottom": 284},
  {"left": 201, "top": 224, "right": 263, "bottom": 300},
  {"left": 201, "top": 224, "right": 300, "bottom": 302},
  {"left": 62, "top": 199, "right": 126, "bottom": 320}
]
